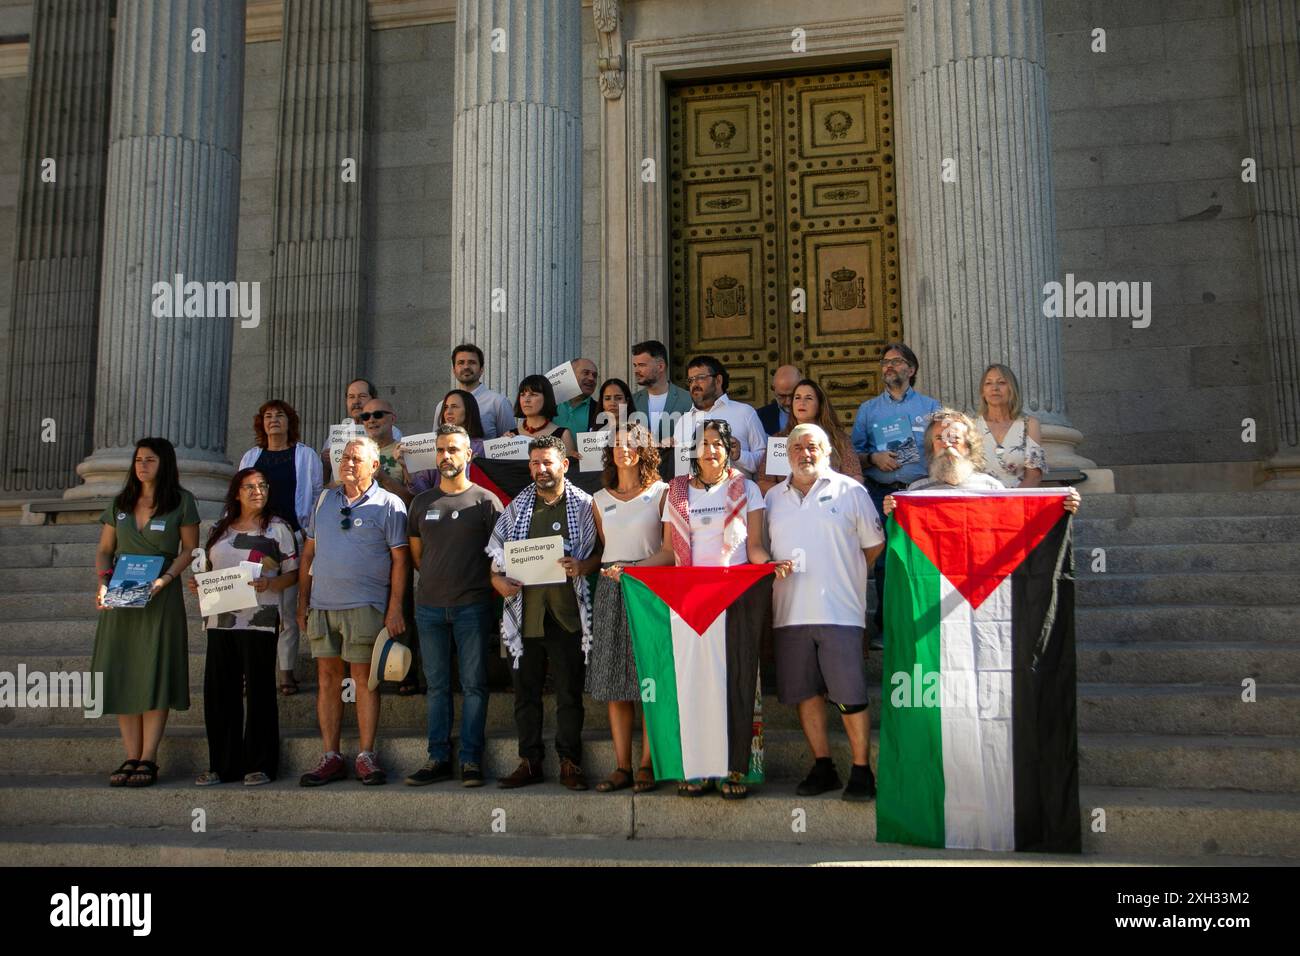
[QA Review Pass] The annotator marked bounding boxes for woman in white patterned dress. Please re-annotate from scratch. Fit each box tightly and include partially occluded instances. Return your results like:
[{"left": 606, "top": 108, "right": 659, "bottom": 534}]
[{"left": 976, "top": 364, "right": 1047, "bottom": 488}]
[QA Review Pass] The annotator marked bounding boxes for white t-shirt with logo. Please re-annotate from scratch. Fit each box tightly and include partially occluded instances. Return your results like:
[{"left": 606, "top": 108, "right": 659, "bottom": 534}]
[
  {"left": 765, "top": 471, "right": 884, "bottom": 628},
  {"left": 663, "top": 477, "right": 765, "bottom": 567}
]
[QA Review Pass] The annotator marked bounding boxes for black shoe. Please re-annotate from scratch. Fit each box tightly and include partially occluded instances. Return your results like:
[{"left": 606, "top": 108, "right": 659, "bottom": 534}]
[
  {"left": 842, "top": 764, "right": 876, "bottom": 802},
  {"left": 405, "top": 759, "right": 453, "bottom": 786},
  {"left": 460, "top": 762, "right": 485, "bottom": 788},
  {"left": 795, "top": 759, "right": 841, "bottom": 797}
]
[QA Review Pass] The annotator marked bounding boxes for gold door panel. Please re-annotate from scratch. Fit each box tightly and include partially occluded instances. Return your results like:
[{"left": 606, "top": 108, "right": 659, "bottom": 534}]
[{"left": 670, "top": 68, "right": 898, "bottom": 424}]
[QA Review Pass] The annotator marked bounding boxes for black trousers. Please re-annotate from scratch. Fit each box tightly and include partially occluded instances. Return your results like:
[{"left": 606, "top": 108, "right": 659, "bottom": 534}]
[
  {"left": 511, "top": 613, "right": 585, "bottom": 764},
  {"left": 203, "top": 628, "right": 280, "bottom": 781}
]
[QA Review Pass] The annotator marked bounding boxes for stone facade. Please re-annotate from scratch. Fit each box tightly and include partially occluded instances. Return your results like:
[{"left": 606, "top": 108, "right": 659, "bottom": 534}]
[{"left": 0, "top": 0, "right": 1292, "bottom": 497}]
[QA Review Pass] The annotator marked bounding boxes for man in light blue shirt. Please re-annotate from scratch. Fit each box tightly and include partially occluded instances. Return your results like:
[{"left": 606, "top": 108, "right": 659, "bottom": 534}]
[
  {"left": 849, "top": 343, "right": 941, "bottom": 648},
  {"left": 433, "top": 343, "right": 517, "bottom": 439}
]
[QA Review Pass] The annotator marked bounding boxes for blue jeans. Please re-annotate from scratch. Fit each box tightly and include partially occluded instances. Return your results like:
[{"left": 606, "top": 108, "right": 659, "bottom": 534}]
[{"left": 415, "top": 602, "right": 491, "bottom": 764}]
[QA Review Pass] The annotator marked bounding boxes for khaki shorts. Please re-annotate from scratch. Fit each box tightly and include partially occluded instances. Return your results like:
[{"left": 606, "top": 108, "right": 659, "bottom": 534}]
[{"left": 307, "top": 606, "right": 385, "bottom": 664}]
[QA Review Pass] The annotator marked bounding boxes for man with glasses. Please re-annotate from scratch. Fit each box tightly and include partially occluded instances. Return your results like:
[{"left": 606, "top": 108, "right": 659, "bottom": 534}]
[
  {"left": 359, "top": 397, "right": 413, "bottom": 506},
  {"left": 296, "top": 436, "right": 410, "bottom": 786},
  {"left": 756, "top": 365, "right": 802, "bottom": 436},
  {"left": 319, "top": 378, "right": 402, "bottom": 482},
  {"left": 670, "top": 355, "right": 768, "bottom": 477},
  {"left": 850, "top": 343, "right": 942, "bottom": 649}
]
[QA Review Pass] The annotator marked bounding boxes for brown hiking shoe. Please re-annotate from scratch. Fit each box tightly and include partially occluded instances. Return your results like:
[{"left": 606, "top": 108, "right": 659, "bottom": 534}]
[
  {"left": 497, "top": 759, "right": 544, "bottom": 789},
  {"left": 559, "top": 758, "right": 588, "bottom": 791}
]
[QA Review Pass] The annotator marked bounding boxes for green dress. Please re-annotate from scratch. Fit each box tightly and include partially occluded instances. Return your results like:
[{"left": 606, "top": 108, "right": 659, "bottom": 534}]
[{"left": 90, "top": 489, "right": 200, "bottom": 714}]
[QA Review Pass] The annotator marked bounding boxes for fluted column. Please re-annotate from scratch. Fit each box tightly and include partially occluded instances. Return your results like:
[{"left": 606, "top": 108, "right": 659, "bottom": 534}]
[
  {"left": 1, "top": 0, "right": 112, "bottom": 494},
  {"left": 451, "top": 0, "right": 583, "bottom": 395},
  {"left": 1240, "top": 0, "right": 1300, "bottom": 488},
  {"left": 904, "top": 0, "right": 1095, "bottom": 473},
  {"left": 68, "top": 0, "right": 245, "bottom": 501},
  {"left": 267, "top": 0, "right": 367, "bottom": 448}
]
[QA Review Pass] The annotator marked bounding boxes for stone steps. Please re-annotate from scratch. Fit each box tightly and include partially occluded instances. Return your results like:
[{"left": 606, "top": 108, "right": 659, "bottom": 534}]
[
  {"left": 1075, "top": 573, "right": 1300, "bottom": 606},
  {"left": 1072, "top": 515, "right": 1300, "bottom": 545},
  {"left": 7, "top": 825, "right": 1285, "bottom": 867},
  {"left": 7, "top": 636, "right": 1298, "bottom": 687},
  {"left": 1072, "top": 543, "right": 1300, "bottom": 574},
  {"left": 6, "top": 725, "right": 1298, "bottom": 793},
  {"left": 1075, "top": 605, "right": 1299, "bottom": 642},
  {"left": 0, "top": 774, "right": 1295, "bottom": 858},
  {"left": 1077, "top": 492, "right": 1300, "bottom": 518}
]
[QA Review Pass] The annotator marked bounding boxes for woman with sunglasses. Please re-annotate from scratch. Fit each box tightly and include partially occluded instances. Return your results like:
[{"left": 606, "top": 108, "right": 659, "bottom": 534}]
[
  {"left": 504, "top": 374, "right": 579, "bottom": 457},
  {"left": 237, "top": 399, "right": 322, "bottom": 696},
  {"left": 187, "top": 469, "right": 299, "bottom": 786}
]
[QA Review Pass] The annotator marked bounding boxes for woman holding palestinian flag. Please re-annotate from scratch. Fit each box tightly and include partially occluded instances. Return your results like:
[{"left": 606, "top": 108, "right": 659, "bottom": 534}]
[{"left": 608, "top": 419, "right": 791, "bottom": 799}]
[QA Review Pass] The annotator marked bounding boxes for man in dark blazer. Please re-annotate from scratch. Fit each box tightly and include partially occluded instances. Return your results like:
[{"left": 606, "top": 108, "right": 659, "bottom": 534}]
[
  {"left": 630, "top": 339, "right": 694, "bottom": 443},
  {"left": 756, "top": 365, "right": 802, "bottom": 436}
]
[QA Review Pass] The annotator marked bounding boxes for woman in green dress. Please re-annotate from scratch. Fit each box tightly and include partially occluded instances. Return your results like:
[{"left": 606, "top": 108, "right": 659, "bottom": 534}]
[{"left": 92, "top": 437, "right": 201, "bottom": 787}]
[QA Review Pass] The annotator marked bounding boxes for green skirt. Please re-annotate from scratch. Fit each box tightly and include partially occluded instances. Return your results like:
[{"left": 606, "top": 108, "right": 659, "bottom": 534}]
[{"left": 90, "top": 578, "right": 190, "bottom": 714}]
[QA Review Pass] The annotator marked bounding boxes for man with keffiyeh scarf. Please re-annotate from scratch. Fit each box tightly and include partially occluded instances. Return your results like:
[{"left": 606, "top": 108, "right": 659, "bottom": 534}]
[{"left": 488, "top": 435, "right": 602, "bottom": 790}]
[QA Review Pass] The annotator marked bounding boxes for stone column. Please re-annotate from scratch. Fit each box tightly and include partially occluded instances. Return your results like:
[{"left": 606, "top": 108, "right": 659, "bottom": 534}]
[
  {"left": 1240, "top": 0, "right": 1300, "bottom": 489},
  {"left": 266, "top": 0, "right": 367, "bottom": 448},
  {"left": 68, "top": 0, "right": 246, "bottom": 502},
  {"left": 450, "top": 0, "right": 583, "bottom": 396},
  {"left": 1, "top": 0, "right": 112, "bottom": 494},
  {"left": 903, "top": 0, "right": 1099, "bottom": 478}
]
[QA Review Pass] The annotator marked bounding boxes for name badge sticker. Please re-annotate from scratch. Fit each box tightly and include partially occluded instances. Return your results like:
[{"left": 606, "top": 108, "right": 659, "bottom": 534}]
[
  {"left": 426, "top": 511, "right": 442, "bottom": 521},
  {"left": 818, "top": 494, "right": 832, "bottom": 503},
  {"left": 604, "top": 505, "right": 617, "bottom": 513},
  {"left": 149, "top": 520, "right": 166, "bottom": 532}
]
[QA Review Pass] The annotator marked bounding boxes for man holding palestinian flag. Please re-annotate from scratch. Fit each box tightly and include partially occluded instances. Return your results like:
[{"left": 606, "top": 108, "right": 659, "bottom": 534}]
[
  {"left": 610, "top": 418, "right": 791, "bottom": 800},
  {"left": 879, "top": 409, "right": 1082, "bottom": 853}
]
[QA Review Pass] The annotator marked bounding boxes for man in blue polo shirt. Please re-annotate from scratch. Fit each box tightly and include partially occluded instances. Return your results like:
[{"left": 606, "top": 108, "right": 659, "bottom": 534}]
[
  {"left": 296, "top": 436, "right": 409, "bottom": 786},
  {"left": 851, "top": 343, "right": 942, "bottom": 649}
]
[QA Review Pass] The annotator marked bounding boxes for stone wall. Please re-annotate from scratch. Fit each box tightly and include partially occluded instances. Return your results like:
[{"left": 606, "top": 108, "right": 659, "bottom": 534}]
[{"left": 1043, "top": 0, "right": 1267, "bottom": 488}]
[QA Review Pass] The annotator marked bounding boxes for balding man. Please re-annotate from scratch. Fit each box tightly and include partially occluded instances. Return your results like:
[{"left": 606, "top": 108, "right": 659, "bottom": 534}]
[
  {"left": 360, "top": 398, "right": 412, "bottom": 506},
  {"left": 553, "top": 358, "right": 600, "bottom": 436},
  {"left": 757, "top": 365, "right": 802, "bottom": 436}
]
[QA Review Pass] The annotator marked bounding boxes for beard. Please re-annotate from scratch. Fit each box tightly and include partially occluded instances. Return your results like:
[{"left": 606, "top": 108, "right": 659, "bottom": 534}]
[
  {"left": 438, "top": 461, "right": 464, "bottom": 479},
  {"left": 534, "top": 474, "right": 559, "bottom": 490},
  {"left": 929, "top": 446, "right": 976, "bottom": 486}
]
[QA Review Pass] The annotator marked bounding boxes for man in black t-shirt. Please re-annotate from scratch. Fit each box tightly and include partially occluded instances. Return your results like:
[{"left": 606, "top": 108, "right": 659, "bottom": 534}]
[{"left": 403, "top": 426, "right": 503, "bottom": 787}]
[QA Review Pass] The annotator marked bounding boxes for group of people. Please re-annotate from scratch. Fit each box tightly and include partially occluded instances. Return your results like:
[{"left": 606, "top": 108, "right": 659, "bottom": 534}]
[{"left": 90, "top": 338, "right": 1078, "bottom": 801}]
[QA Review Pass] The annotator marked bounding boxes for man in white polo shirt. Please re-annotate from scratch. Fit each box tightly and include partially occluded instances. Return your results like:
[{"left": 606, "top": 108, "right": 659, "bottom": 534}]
[{"left": 765, "top": 422, "right": 885, "bottom": 802}]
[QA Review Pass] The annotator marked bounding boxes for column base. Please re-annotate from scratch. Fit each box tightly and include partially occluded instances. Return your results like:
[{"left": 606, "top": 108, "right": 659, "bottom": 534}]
[
  {"left": 1259, "top": 453, "right": 1300, "bottom": 490},
  {"left": 66, "top": 448, "right": 235, "bottom": 504},
  {"left": 1039, "top": 423, "right": 1115, "bottom": 493}
]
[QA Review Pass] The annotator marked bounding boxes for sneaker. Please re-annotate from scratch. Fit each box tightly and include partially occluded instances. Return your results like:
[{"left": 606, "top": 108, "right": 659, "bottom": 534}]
[
  {"left": 497, "top": 758, "right": 544, "bottom": 789},
  {"left": 299, "top": 752, "right": 347, "bottom": 787},
  {"left": 559, "top": 758, "right": 588, "bottom": 791},
  {"left": 795, "top": 759, "right": 842, "bottom": 797},
  {"left": 355, "top": 751, "right": 387, "bottom": 786},
  {"left": 405, "top": 759, "right": 453, "bottom": 786},
  {"left": 842, "top": 764, "right": 877, "bottom": 803},
  {"left": 460, "top": 762, "right": 485, "bottom": 788}
]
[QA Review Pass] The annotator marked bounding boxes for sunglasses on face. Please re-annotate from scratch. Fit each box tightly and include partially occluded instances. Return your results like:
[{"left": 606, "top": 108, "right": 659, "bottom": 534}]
[{"left": 358, "top": 411, "right": 390, "bottom": 422}]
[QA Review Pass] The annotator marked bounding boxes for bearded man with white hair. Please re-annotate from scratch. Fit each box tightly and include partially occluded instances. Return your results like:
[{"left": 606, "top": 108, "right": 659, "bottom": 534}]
[{"left": 764, "top": 423, "right": 886, "bottom": 802}]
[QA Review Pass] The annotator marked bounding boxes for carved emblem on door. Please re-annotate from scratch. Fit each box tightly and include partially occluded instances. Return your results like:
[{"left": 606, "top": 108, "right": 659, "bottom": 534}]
[
  {"left": 708, "top": 119, "right": 737, "bottom": 148},
  {"left": 705, "top": 275, "right": 746, "bottom": 318},
  {"left": 823, "top": 267, "right": 866, "bottom": 312},
  {"left": 824, "top": 110, "right": 853, "bottom": 139}
]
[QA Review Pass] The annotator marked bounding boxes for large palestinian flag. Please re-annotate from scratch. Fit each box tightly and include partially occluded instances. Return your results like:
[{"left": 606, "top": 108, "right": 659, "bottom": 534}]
[
  {"left": 470, "top": 456, "right": 605, "bottom": 505},
  {"left": 621, "top": 565, "right": 773, "bottom": 782},
  {"left": 876, "top": 489, "right": 1079, "bottom": 853}
]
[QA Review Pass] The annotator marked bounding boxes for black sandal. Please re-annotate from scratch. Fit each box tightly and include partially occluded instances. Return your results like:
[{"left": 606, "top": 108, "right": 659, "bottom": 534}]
[
  {"left": 596, "top": 767, "right": 633, "bottom": 792},
  {"left": 109, "top": 760, "right": 139, "bottom": 787},
  {"left": 720, "top": 771, "right": 749, "bottom": 801},
  {"left": 677, "top": 778, "right": 715, "bottom": 798},
  {"left": 633, "top": 767, "right": 657, "bottom": 793},
  {"left": 125, "top": 760, "right": 159, "bottom": 788}
]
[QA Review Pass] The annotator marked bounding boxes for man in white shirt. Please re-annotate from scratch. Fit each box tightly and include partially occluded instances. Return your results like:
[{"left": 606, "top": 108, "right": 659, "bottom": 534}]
[
  {"left": 765, "top": 423, "right": 885, "bottom": 802},
  {"left": 670, "top": 355, "right": 768, "bottom": 476},
  {"left": 433, "top": 343, "right": 516, "bottom": 439}
]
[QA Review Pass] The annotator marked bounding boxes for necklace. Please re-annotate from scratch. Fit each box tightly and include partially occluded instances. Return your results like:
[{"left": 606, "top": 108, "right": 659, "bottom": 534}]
[{"left": 520, "top": 419, "right": 548, "bottom": 435}]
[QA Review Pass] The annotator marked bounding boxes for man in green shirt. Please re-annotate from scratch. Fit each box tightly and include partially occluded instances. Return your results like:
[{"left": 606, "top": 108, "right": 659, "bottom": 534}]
[{"left": 553, "top": 358, "right": 599, "bottom": 436}]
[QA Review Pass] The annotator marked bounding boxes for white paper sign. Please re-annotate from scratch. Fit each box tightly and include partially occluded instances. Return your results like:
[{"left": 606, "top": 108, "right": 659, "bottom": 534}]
[
  {"left": 195, "top": 566, "right": 259, "bottom": 617},
  {"left": 765, "top": 437, "right": 790, "bottom": 476},
  {"left": 577, "top": 430, "right": 610, "bottom": 472},
  {"left": 239, "top": 560, "right": 265, "bottom": 581},
  {"left": 329, "top": 421, "right": 367, "bottom": 482},
  {"left": 399, "top": 431, "right": 441, "bottom": 473},
  {"left": 484, "top": 435, "right": 532, "bottom": 461},
  {"left": 504, "top": 535, "right": 567, "bottom": 586},
  {"left": 545, "top": 361, "right": 582, "bottom": 404},
  {"left": 674, "top": 441, "right": 694, "bottom": 477}
]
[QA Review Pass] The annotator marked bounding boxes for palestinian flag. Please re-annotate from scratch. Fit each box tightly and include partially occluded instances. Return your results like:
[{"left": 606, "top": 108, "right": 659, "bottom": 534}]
[
  {"left": 876, "top": 489, "right": 1079, "bottom": 853},
  {"left": 470, "top": 456, "right": 605, "bottom": 506},
  {"left": 621, "top": 565, "right": 773, "bottom": 782}
]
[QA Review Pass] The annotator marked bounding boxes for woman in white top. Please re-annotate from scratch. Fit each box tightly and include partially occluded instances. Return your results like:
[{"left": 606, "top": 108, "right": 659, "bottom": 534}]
[
  {"left": 976, "top": 364, "right": 1047, "bottom": 488},
  {"left": 617, "top": 419, "right": 790, "bottom": 799},
  {"left": 586, "top": 423, "right": 667, "bottom": 793}
]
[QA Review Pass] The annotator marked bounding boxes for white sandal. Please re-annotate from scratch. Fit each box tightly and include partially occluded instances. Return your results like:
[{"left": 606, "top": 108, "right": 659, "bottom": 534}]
[{"left": 195, "top": 771, "right": 223, "bottom": 786}]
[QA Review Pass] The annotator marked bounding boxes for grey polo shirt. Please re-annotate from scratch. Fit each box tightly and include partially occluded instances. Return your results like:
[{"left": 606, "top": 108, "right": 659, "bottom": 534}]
[{"left": 306, "top": 481, "right": 409, "bottom": 612}]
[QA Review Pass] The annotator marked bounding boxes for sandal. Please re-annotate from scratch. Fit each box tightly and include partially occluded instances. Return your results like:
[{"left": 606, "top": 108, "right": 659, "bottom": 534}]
[
  {"left": 596, "top": 767, "right": 633, "bottom": 792},
  {"left": 720, "top": 771, "right": 749, "bottom": 801},
  {"left": 279, "top": 675, "right": 299, "bottom": 697},
  {"left": 109, "top": 760, "right": 139, "bottom": 787},
  {"left": 633, "top": 767, "right": 657, "bottom": 793},
  {"left": 125, "top": 760, "right": 159, "bottom": 788},
  {"left": 194, "top": 770, "right": 223, "bottom": 786},
  {"left": 676, "top": 778, "right": 715, "bottom": 798},
  {"left": 243, "top": 772, "right": 272, "bottom": 786}
]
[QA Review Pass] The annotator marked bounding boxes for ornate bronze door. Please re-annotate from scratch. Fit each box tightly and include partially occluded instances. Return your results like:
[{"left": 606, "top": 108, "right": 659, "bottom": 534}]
[{"left": 668, "top": 68, "right": 899, "bottom": 426}]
